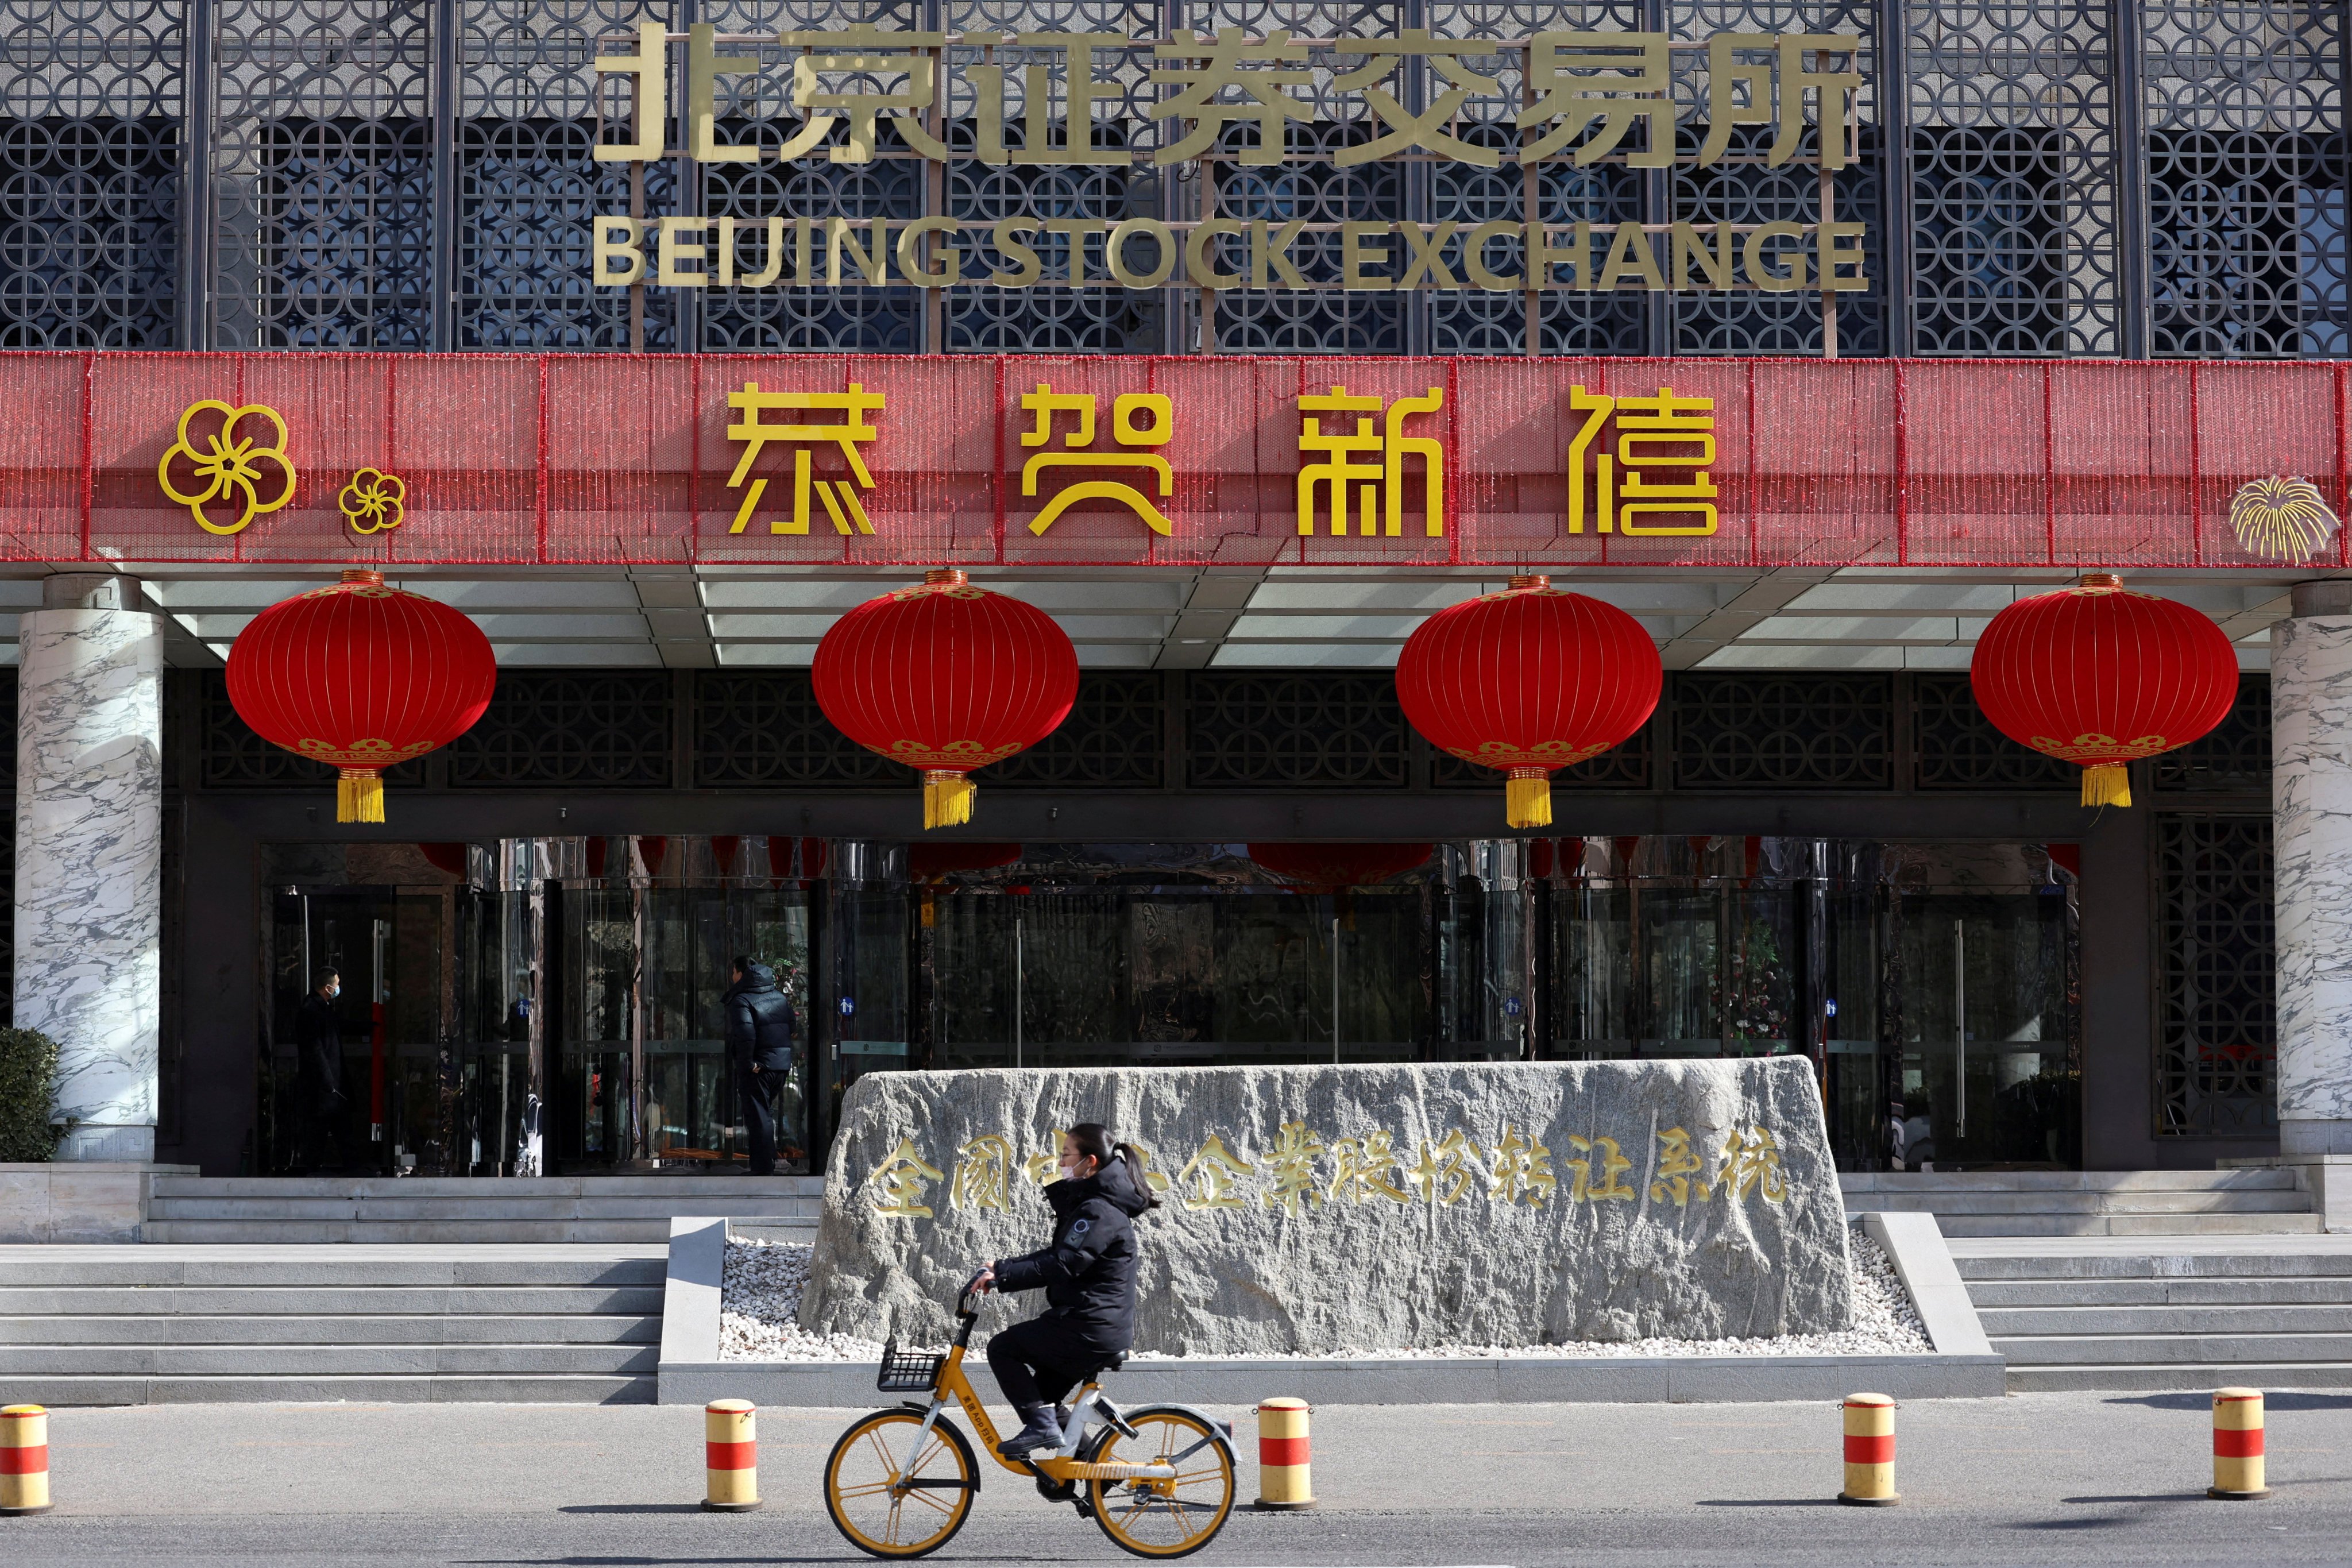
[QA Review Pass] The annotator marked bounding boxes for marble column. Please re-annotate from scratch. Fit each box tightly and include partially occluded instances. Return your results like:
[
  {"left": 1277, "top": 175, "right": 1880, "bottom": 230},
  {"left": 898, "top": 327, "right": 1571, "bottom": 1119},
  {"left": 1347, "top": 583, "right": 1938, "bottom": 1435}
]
[
  {"left": 15, "top": 574, "right": 163, "bottom": 1162},
  {"left": 2274, "top": 580, "right": 2352, "bottom": 1154}
]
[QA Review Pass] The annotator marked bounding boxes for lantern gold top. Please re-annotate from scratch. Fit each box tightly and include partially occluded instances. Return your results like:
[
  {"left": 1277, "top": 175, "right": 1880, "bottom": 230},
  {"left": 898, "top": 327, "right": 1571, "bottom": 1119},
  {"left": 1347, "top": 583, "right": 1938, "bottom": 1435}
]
[
  {"left": 1507, "top": 574, "right": 1551, "bottom": 591},
  {"left": 2077, "top": 571, "right": 2123, "bottom": 590},
  {"left": 340, "top": 569, "right": 385, "bottom": 587},
  {"left": 924, "top": 568, "right": 969, "bottom": 588}
]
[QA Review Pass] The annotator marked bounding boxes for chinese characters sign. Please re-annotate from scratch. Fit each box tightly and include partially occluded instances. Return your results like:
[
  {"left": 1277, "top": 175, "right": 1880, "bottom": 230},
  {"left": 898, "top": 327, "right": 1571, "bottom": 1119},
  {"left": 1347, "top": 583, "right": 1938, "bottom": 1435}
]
[
  {"left": 588, "top": 26, "right": 1866, "bottom": 296},
  {"left": 28, "top": 351, "right": 2339, "bottom": 570}
]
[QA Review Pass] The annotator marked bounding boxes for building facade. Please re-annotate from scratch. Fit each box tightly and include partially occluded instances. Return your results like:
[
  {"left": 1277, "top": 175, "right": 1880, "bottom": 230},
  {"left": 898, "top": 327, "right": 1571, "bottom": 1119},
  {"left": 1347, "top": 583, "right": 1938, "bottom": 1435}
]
[{"left": 0, "top": 0, "right": 2334, "bottom": 1180}]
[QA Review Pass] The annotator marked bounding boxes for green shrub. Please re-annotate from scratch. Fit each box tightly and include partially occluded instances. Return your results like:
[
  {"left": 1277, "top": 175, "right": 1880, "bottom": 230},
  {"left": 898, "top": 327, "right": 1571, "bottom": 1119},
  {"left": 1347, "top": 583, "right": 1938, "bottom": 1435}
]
[{"left": 0, "top": 1028, "right": 60, "bottom": 1161}]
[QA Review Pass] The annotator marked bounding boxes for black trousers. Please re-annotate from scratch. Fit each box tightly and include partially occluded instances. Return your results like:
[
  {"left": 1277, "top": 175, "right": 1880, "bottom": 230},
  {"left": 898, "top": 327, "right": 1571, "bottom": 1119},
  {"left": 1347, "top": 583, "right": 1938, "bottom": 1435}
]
[
  {"left": 740, "top": 1064, "right": 789, "bottom": 1175},
  {"left": 986, "top": 1316, "right": 1108, "bottom": 1411}
]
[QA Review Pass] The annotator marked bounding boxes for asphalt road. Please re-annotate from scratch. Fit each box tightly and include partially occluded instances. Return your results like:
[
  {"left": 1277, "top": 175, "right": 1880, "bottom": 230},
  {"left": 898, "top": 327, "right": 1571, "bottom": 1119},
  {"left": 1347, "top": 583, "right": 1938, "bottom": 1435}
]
[{"left": 10, "top": 1392, "right": 2352, "bottom": 1567}]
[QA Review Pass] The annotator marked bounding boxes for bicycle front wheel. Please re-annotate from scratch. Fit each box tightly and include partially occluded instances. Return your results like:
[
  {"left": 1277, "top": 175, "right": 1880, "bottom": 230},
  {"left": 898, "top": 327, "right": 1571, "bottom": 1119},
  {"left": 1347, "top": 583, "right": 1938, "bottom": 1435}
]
[
  {"left": 823, "top": 1407, "right": 978, "bottom": 1559},
  {"left": 1086, "top": 1405, "right": 1237, "bottom": 1558}
]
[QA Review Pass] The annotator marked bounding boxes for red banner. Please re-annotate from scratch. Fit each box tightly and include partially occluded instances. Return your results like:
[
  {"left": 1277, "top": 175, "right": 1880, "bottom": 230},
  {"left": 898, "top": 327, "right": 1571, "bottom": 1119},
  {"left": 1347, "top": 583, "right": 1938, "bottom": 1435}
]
[{"left": 5, "top": 352, "right": 2339, "bottom": 569}]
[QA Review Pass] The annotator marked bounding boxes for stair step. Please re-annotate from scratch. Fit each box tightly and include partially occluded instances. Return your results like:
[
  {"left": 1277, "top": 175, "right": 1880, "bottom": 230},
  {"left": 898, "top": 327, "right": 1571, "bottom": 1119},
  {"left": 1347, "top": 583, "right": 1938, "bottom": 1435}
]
[
  {"left": 147, "top": 1177, "right": 825, "bottom": 1199},
  {"left": 1968, "top": 1277, "right": 2352, "bottom": 1307},
  {"left": 0, "top": 1314, "right": 661, "bottom": 1346},
  {"left": 0, "top": 1374, "right": 656, "bottom": 1405},
  {"left": 1850, "top": 1192, "right": 2310, "bottom": 1215},
  {"left": 138, "top": 1221, "right": 686, "bottom": 1244},
  {"left": 1930, "top": 1214, "right": 2324, "bottom": 1238},
  {"left": 1992, "top": 1331, "right": 2352, "bottom": 1366},
  {"left": 0, "top": 1343, "right": 660, "bottom": 1376},
  {"left": 0, "top": 1285, "right": 663, "bottom": 1316},
  {"left": 1957, "top": 1252, "right": 2352, "bottom": 1281},
  {"left": 1980, "top": 1304, "right": 2352, "bottom": 1335},
  {"left": 145, "top": 1198, "right": 822, "bottom": 1221},
  {"left": 2006, "top": 1363, "right": 2352, "bottom": 1393},
  {"left": 1841, "top": 1170, "right": 2300, "bottom": 1193},
  {"left": 0, "top": 1257, "right": 664, "bottom": 1288}
]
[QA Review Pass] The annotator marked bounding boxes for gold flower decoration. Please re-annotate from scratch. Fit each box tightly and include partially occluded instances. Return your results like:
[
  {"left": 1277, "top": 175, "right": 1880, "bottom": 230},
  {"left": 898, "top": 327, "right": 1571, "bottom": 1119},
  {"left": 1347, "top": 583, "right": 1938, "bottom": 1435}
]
[
  {"left": 337, "top": 468, "right": 407, "bottom": 535},
  {"left": 2229, "top": 475, "right": 2339, "bottom": 563},
  {"left": 157, "top": 400, "right": 298, "bottom": 536}
]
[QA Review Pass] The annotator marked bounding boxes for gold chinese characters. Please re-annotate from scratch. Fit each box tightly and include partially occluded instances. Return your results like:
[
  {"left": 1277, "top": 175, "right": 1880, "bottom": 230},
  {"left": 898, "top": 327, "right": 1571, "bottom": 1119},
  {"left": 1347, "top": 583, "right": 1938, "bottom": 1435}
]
[
  {"left": 864, "top": 1121, "right": 1789, "bottom": 1219},
  {"left": 595, "top": 27, "right": 1857, "bottom": 174}
]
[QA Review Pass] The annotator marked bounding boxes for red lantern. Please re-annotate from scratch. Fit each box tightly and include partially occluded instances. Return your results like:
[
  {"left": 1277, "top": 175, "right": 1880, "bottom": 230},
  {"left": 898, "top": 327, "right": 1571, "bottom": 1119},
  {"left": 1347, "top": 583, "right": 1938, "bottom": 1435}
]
[
  {"left": 1394, "top": 576, "right": 1660, "bottom": 829},
  {"left": 812, "top": 569, "right": 1077, "bottom": 829},
  {"left": 226, "top": 569, "right": 496, "bottom": 824},
  {"left": 1969, "top": 573, "right": 2239, "bottom": 808}
]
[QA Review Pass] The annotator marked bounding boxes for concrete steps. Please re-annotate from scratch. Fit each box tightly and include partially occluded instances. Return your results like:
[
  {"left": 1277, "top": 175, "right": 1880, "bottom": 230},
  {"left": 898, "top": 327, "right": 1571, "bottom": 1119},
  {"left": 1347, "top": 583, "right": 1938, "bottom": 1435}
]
[
  {"left": 0, "top": 1246, "right": 670, "bottom": 1405},
  {"left": 1956, "top": 1241, "right": 2352, "bottom": 1392},
  {"left": 1841, "top": 1169, "right": 2321, "bottom": 1237},
  {"left": 142, "top": 1176, "right": 825, "bottom": 1244}
]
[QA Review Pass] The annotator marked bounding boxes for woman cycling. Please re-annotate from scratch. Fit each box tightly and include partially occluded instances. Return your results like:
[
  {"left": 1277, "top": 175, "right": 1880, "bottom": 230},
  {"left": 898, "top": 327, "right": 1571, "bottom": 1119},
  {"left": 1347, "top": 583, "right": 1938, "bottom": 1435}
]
[{"left": 970, "top": 1122, "right": 1158, "bottom": 1459}]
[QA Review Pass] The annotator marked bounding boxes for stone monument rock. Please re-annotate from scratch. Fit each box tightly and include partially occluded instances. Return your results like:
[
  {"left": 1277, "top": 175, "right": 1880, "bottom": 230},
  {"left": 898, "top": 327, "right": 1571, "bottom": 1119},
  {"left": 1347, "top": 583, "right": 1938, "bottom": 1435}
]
[{"left": 798, "top": 1059, "right": 1852, "bottom": 1355}]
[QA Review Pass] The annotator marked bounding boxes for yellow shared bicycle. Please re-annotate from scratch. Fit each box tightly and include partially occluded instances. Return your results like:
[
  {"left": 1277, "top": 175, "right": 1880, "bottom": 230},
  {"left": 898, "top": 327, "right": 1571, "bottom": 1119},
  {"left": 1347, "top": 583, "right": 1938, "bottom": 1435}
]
[{"left": 822, "top": 1280, "right": 1237, "bottom": 1559}]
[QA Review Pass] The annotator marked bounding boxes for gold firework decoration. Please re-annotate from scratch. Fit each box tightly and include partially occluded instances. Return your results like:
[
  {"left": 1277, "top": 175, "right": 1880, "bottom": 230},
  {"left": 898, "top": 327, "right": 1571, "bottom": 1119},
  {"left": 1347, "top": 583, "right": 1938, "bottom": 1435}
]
[{"left": 2229, "top": 475, "right": 2339, "bottom": 563}]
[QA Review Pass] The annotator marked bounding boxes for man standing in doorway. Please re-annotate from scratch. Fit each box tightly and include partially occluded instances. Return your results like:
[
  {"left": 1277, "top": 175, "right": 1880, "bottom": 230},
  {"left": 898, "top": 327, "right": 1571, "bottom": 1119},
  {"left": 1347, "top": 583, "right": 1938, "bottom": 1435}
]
[
  {"left": 724, "top": 956, "right": 795, "bottom": 1176},
  {"left": 293, "top": 967, "right": 349, "bottom": 1174}
]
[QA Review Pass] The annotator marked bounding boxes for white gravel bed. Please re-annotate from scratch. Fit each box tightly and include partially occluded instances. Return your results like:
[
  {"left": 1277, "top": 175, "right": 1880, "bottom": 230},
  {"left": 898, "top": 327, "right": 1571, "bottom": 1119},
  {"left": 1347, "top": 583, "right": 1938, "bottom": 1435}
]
[{"left": 718, "top": 1221, "right": 1932, "bottom": 1363}]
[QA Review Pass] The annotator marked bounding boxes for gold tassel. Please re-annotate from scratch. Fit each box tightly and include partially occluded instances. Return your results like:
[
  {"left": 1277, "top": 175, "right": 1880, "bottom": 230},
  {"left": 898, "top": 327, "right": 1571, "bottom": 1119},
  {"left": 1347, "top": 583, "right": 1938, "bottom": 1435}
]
[
  {"left": 337, "top": 768, "right": 386, "bottom": 824},
  {"left": 1505, "top": 767, "right": 1553, "bottom": 829},
  {"left": 922, "top": 770, "right": 975, "bottom": 830},
  {"left": 2080, "top": 763, "right": 2131, "bottom": 809}
]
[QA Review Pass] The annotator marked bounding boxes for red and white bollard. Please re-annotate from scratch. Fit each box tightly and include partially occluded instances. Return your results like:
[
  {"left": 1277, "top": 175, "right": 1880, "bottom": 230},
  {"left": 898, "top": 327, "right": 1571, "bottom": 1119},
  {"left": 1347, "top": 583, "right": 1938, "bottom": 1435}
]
[
  {"left": 1, "top": 1405, "right": 52, "bottom": 1516},
  {"left": 1254, "top": 1397, "right": 1315, "bottom": 1511},
  {"left": 2210, "top": 1388, "right": 2270, "bottom": 1500},
  {"left": 703, "top": 1399, "right": 761, "bottom": 1512}
]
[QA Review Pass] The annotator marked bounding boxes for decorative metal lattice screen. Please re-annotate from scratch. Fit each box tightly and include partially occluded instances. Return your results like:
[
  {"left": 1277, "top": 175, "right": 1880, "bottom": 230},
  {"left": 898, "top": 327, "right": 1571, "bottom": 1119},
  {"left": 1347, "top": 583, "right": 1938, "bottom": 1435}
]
[
  {"left": 2143, "top": 0, "right": 2346, "bottom": 358},
  {"left": 448, "top": 671, "right": 674, "bottom": 786},
  {"left": 1185, "top": 673, "right": 1410, "bottom": 787},
  {"left": 2155, "top": 675, "right": 2271, "bottom": 793},
  {"left": 694, "top": 670, "right": 896, "bottom": 786},
  {"left": 3, "top": 3, "right": 2342, "bottom": 360},
  {"left": 1911, "top": 673, "right": 2077, "bottom": 789},
  {"left": 0, "top": 1, "right": 181, "bottom": 349},
  {"left": 208, "top": 0, "right": 434, "bottom": 349},
  {"left": 2155, "top": 813, "right": 2275, "bottom": 1136},
  {"left": 1673, "top": 673, "right": 1894, "bottom": 789},
  {"left": 1902, "top": 0, "right": 2119, "bottom": 354},
  {"left": 991, "top": 673, "right": 1165, "bottom": 787}
]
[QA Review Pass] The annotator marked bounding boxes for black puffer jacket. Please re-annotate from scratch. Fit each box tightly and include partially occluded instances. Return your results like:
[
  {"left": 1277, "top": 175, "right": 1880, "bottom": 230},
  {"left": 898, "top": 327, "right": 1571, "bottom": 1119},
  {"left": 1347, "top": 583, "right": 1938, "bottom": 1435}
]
[
  {"left": 991, "top": 1157, "right": 1152, "bottom": 1354},
  {"left": 723, "top": 962, "right": 796, "bottom": 1072}
]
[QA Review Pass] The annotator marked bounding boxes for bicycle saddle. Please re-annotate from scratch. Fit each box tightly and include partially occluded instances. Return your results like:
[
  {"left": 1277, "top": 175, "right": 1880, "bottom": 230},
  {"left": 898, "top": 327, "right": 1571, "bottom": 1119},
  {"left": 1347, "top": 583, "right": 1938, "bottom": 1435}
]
[{"left": 1086, "top": 1350, "right": 1128, "bottom": 1377}]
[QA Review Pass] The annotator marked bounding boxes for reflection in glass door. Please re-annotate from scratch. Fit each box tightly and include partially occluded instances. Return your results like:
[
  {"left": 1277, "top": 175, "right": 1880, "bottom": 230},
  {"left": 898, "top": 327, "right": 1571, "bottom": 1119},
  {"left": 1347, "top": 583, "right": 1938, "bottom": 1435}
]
[
  {"left": 558, "top": 868, "right": 813, "bottom": 1173},
  {"left": 1546, "top": 838, "right": 2079, "bottom": 1172}
]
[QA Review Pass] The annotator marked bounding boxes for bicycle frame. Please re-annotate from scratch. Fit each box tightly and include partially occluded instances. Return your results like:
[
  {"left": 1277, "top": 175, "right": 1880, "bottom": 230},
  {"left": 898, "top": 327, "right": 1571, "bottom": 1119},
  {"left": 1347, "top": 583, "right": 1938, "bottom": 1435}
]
[{"left": 889, "top": 1289, "right": 1187, "bottom": 1492}]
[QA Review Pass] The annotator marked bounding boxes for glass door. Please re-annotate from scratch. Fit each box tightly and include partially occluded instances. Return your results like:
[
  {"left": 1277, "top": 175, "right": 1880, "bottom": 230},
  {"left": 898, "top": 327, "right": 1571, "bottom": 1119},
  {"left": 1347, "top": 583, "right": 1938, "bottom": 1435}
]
[
  {"left": 557, "top": 871, "right": 814, "bottom": 1173},
  {"left": 264, "top": 885, "right": 449, "bottom": 1175}
]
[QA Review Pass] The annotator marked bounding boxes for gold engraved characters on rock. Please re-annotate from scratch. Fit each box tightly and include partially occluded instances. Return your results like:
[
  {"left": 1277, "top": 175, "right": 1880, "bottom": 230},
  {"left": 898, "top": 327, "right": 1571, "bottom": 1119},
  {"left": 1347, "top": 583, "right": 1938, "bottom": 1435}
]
[{"left": 863, "top": 1121, "right": 1794, "bottom": 1219}]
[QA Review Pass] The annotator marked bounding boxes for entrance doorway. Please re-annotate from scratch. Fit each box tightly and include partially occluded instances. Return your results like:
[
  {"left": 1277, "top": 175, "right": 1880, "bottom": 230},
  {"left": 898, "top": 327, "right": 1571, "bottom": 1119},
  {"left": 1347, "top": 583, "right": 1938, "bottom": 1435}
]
[{"left": 256, "top": 835, "right": 2076, "bottom": 1176}]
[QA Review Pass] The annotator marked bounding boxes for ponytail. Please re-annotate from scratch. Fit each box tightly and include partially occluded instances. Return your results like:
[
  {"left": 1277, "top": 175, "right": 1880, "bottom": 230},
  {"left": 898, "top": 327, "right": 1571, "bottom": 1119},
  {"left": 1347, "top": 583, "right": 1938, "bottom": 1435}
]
[{"left": 1069, "top": 1121, "right": 1161, "bottom": 1211}]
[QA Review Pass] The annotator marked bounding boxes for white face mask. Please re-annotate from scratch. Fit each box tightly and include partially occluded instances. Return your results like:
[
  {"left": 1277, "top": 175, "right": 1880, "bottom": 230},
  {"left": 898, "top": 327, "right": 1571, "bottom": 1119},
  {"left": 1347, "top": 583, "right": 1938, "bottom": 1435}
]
[{"left": 1059, "top": 1151, "right": 1087, "bottom": 1179}]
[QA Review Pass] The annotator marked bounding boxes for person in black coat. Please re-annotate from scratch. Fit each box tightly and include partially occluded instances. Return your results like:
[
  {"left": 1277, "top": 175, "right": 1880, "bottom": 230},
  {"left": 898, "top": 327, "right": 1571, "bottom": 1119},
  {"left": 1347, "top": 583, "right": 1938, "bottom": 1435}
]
[
  {"left": 972, "top": 1122, "right": 1158, "bottom": 1459},
  {"left": 723, "top": 956, "right": 796, "bottom": 1175},
  {"left": 291, "top": 967, "right": 347, "bottom": 1174}
]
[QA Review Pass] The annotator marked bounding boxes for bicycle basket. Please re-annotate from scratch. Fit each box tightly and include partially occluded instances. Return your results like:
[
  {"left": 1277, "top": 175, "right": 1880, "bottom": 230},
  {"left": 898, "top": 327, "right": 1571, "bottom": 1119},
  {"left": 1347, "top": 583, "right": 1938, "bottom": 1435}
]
[{"left": 876, "top": 1340, "right": 945, "bottom": 1393}]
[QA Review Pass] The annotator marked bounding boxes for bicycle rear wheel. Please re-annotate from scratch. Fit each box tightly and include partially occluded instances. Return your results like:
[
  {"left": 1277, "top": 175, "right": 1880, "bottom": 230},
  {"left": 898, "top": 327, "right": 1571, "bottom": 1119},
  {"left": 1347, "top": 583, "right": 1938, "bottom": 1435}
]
[
  {"left": 823, "top": 1408, "right": 978, "bottom": 1559},
  {"left": 1086, "top": 1405, "right": 1236, "bottom": 1558}
]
